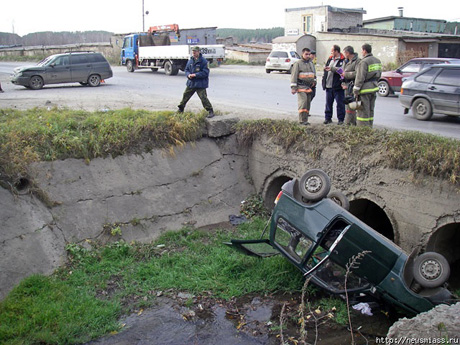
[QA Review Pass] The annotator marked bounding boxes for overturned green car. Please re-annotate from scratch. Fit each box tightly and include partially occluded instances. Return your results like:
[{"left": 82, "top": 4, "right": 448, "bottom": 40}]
[{"left": 228, "top": 169, "right": 454, "bottom": 314}]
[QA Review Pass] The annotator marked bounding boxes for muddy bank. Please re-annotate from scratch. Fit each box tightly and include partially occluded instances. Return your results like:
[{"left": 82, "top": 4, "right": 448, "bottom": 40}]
[{"left": 85, "top": 292, "right": 393, "bottom": 345}]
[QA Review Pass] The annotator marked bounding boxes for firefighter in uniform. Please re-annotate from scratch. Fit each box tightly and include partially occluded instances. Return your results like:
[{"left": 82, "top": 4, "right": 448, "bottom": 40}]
[
  {"left": 341, "top": 46, "right": 360, "bottom": 125},
  {"left": 353, "top": 44, "right": 382, "bottom": 127},
  {"left": 290, "top": 48, "right": 316, "bottom": 125}
]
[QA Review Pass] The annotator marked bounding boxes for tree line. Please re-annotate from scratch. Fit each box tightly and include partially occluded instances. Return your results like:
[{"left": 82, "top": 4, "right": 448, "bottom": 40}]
[
  {"left": 0, "top": 27, "right": 285, "bottom": 47},
  {"left": 216, "top": 27, "right": 284, "bottom": 43}
]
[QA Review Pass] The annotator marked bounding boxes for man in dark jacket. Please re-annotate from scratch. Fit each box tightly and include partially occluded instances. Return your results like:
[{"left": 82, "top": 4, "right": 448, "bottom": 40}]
[
  {"left": 178, "top": 46, "right": 214, "bottom": 118},
  {"left": 322, "top": 45, "right": 345, "bottom": 124}
]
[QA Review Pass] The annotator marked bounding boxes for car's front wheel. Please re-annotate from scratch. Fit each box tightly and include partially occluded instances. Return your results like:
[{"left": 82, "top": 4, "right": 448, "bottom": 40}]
[
  {"left": 413, "top": 252, "right": 450, "bottom": 288},
  {"left": 87, "top": 74, "right": 101, "bottom": 87},
  {"left": 378, "top": 80, "right": 390, "bottom": 97},
  {"left": 29, "top": 76, "right": 44, "bottom": 90},
  {"left": 327, "top": 191, "right": 350, "bottom": 210},
  {"left": 298, "top": 169, "right": 331, "bottom": 201},
  {"left": 412, "top": 98, "right": 433, "bottom": 121}
]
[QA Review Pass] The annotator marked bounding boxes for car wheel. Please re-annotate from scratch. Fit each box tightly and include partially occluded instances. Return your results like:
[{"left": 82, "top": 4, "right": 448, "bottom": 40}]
[
  {"left": 412, "top": 98, "right": 433, "bottom": 121},
  {"left": 327, "top": 191, "right": 350, "bottom": 210},
  {"left": 29, "top": 76, "right": 44, "bottom": 90},
  {"left": 266, "top": 69, "right": 271, "bottom": 74},
  {"left": 413, "top": 252, "right": 450, "bottom": 288},
  {"left": 126, "top": 60, "right": 135, "bottom": 72},
  {"left": 378, "top": 81, "right": 390, "bottom": 97},
  {"left": 87, "top": 74, "right": 101, "bottom": 87},
  {"left": 298, "top": 169, "right": 331, "bottom": 201}
]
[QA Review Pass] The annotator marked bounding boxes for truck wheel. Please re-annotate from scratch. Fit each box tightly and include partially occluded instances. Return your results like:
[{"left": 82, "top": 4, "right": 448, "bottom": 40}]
[
  {"left": 126, "top": 60, "right": 135, "bottom": 73},
  {"left": 164, "top": 61, "right": 173, "bottom": 75},
  {"left": 298, "top": 169, "right": 331, "bottom": 201},
  {"left": 413, "top": 252, "right": 450, "bottom": 288}
]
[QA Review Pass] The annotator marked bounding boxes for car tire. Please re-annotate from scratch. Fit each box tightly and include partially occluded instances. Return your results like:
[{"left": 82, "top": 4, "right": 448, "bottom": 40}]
[
  {"left": 29, "top": 76, "right": 44, "bottom": 90},
  {"left": 412, "top": 98, "right": 433, "bottom": 121},
  {"left": 413, "top": 252, "right": 450, "bottom": 288},
  {"left": 126, "top": 60, "right": 135, "bottom": 72},
  {"left": 298, "top": 169, "right": 331, "bottom": 201},
  {"left": 327, "top": 191, "right": 350, "bottom": 210},
  {"left": 87, "top": 74, "right": 101, "bottom": 87},
  {"left": 378, "top": 80, "right": 390, "bottom": 97}
]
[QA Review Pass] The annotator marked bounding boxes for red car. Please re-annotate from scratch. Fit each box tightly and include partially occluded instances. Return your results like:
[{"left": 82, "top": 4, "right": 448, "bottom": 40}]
[{"left": 378, "top": 58, "right": 460, "bottom": 97}]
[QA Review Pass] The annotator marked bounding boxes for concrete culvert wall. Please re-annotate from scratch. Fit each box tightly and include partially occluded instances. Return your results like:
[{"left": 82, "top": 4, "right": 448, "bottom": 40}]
[
  {"left": 426, "top": 223, "right": 460, "bottom": 289},
  {"left": 263, "top": 174, "right": 293, "bottom": 210},
  {"left": 348, "top": 199, "right": 395, "bottom": 242}
]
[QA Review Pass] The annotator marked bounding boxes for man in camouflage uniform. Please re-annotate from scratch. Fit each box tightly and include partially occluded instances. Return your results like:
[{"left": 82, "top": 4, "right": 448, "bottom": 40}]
[
  {"left": 341, "top": 46, "right": 360, "bottom": 125},
  {"left": 353, "top": 43, "right": 382, "bottom": 127},
  {"left": 290, "top": 48, "right": 316, "bottom": 125}
]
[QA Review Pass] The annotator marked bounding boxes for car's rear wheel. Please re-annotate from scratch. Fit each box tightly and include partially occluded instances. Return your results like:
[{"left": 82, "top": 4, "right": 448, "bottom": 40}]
[
  {"left": 412, "top": 98, "right": 433, "bottom": 121},
  {"left": 126, "top": 60, "right": 135, "bottom": 72},
  {"left": 298, "top": 169, "right": 331, "bottom": 201},
  {"left": 87, "top": 74, "right": 101, "bottom": 87},
  {"left": 378, "top": 80, "right": 390, "bottom": 97},
  {"left": 413, "top": 252, "right": 450, "bottom": 288},
  {"left": 29, "top": 76, "right": 44, "bottom": 90},
  {"left": 327, "top": 191, "right": 350, "bottom": 210}
]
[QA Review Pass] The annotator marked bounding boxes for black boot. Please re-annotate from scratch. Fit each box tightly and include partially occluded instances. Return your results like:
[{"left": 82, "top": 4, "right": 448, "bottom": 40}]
[
  {"left": 207, "top": 110, "right": 215, "bottom": 118},
  {"left": 177, "top": 105, "right": 184, "bottom": 113}
]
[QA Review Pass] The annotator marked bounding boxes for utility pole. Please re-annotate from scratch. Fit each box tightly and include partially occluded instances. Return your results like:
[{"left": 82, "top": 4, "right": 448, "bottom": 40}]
[{"left": 142, "top": 0, "right": 145, "bottom": 32}]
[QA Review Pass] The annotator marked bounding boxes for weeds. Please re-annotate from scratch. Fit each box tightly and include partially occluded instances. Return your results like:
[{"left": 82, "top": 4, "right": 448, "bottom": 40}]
[
  {"left": 0, "top": 218, "right": 305, "bottom": 345},
  {"left": 236, "top": 119, "right": 460, "bottom": 186},
  {"left": 0, "top": 108, "right": 206, "bottom": 188}
]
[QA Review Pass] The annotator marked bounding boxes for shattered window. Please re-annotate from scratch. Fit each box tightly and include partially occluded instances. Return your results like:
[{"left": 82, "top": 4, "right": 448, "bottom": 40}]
[{"left": 275, "top": 218, "right": 313, "bottom": 262}]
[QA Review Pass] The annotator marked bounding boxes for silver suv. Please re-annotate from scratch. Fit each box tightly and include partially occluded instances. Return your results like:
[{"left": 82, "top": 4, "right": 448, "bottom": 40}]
[
  {"left": 11, "top": 52, "right": 113, "bottom": 90},
  {"left": 265, "top": 50, "right": 300, "bottom": 74}
]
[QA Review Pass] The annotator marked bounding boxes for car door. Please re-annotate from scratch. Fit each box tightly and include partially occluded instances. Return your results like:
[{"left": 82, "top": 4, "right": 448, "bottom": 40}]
[
  {"left": 45, "top": 55, "right": 71, "bottom": 84},
  {"left": 427, "top": 67, "right": 460, "bottom": 115},
  {"left": 70, "top": 54, "right": 92, "bottom": 83}
]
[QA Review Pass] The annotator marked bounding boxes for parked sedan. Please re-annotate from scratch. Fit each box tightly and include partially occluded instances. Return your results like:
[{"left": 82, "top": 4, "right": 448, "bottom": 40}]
[
  {"left": 227, "top": 169, "right": 454, "bottom": 314},
  {"left": 400, "top": 64, "right": 460, "bottom": 121},
  {"left": 378, "top": 58, "right": 460, "bottom": 97},
  {"left": 265, "top": 50, "right": 301, "bottom": 74},
  {"left": 11, "top": 52, "right": 113, "bottom": 90}
]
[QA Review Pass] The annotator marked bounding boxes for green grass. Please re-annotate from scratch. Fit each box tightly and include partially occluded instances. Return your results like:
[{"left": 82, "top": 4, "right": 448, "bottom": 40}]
[
  {"left": 0, "top": 218, "right": 306, "bottom": 345},
  {"left": 0, "top": 108, "right": 206, "bottom": 187},
  {"left": 236, "top": 119, "right": 460, "bottom": 185}
]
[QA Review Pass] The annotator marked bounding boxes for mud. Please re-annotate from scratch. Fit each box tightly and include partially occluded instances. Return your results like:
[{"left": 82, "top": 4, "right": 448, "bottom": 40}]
[{"left": 85, "top": 292, "right": 394, "bottom": 345}]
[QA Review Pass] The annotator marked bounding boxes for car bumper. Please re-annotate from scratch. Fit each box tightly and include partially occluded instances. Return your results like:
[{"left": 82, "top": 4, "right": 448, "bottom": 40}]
[
  {"left": 10, "top": 75, "right": 30, "bottom": 86},
  {"left": 399, "top": 94, "right": 412, "bottom": 110}
]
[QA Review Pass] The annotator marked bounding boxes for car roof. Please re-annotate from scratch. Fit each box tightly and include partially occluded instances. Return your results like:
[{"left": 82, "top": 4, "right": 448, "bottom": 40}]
[{"left": 408, "top": 57, "right": 460, "bottom": 62}]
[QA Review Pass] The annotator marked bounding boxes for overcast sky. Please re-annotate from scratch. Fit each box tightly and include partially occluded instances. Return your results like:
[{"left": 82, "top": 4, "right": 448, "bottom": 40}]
[{"left": 1, "top": 0, "right": 459, "bottom": 36}]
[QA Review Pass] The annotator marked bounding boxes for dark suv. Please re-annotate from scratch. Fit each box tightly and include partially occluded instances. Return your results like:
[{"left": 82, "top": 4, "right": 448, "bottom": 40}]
[
  {"left": 11, "top": 52, "right": 113, "bottom": 90},
  {"left": 228, "top": 169, "right": 454, "bottom": 314},
  {"left": 378, "top": 58, "right": 460, "bottom": 97},
  {"left": 400, "top": 64, "right": 460, "bottom": 121}
]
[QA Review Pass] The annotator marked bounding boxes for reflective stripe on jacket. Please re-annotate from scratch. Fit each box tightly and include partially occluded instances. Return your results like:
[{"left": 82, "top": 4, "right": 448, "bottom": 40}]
[
  {"left": 291, "top": 59, "right": 316, "bottom": 90},
  {"left": 353, "top": 53, "right": 382, "bottom": 94}
]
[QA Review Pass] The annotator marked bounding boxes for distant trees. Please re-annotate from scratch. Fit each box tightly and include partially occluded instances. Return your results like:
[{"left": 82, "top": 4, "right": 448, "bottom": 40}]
[
  {"left": 0, "top": 31, "right": 113, "bottom": 46},
  {"left": 217, "top": 27, "right": 284, "bottom": 43}
]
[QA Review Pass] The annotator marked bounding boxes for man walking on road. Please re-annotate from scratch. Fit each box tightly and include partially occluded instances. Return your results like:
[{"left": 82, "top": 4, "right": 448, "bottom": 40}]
[
  {"left": 322, "top": 45, "right": 345, "bottom": 125},
  {"left": 353, "top": 43, "right": 382, "bottom": 127},
  {"left": 178, "top": 46, "right": 214, "bottom": 118},
  {"left": 290, "top": 48, "right": 316, "bottom": 125}
]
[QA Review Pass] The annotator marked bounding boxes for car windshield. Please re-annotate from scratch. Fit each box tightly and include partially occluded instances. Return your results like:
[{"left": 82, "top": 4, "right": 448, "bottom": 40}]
[
  {"left": 37, "top": 56, "right": 55, "bottom": 67},
  {"left": 270, "top": 51, "right": 288, "bottom": 58}
]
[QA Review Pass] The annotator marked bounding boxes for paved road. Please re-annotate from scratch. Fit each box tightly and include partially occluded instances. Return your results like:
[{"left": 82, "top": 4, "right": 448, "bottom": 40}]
[{"left": 1, "top": 62, "right": 459, "bottom": 139}]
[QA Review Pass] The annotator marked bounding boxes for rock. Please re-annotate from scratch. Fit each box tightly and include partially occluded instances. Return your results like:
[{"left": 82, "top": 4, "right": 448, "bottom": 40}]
[
  {"left": 177, "top": 292, "right": 194, "bottom": 300},
  {"left": 387, "top": 302, "right": 460, "bottom": 339},
  {"left": 206, "top": 115, "right": 239, "bottom": 138}
]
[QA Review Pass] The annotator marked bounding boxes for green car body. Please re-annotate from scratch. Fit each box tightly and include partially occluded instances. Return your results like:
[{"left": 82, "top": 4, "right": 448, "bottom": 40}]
[{"left": 230, "top": 177, "right": 453, "bottom": 314}]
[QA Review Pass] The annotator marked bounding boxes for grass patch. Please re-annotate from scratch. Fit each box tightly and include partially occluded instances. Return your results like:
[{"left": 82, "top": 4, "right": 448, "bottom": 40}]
[
  {"left": 0, "top": 108, "right": 206, "bottom": 187},
  {"left": 236, "top": 119, "right": 460, "bottom": 185},
  {"left": 0, "top": 218, "right": 307, "bottom": 344}
]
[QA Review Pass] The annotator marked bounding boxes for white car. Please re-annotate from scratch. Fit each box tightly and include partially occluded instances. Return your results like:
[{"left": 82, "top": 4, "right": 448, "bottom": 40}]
[{"left": 265, "top": 50, "right": 301, "bottom": 74}]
